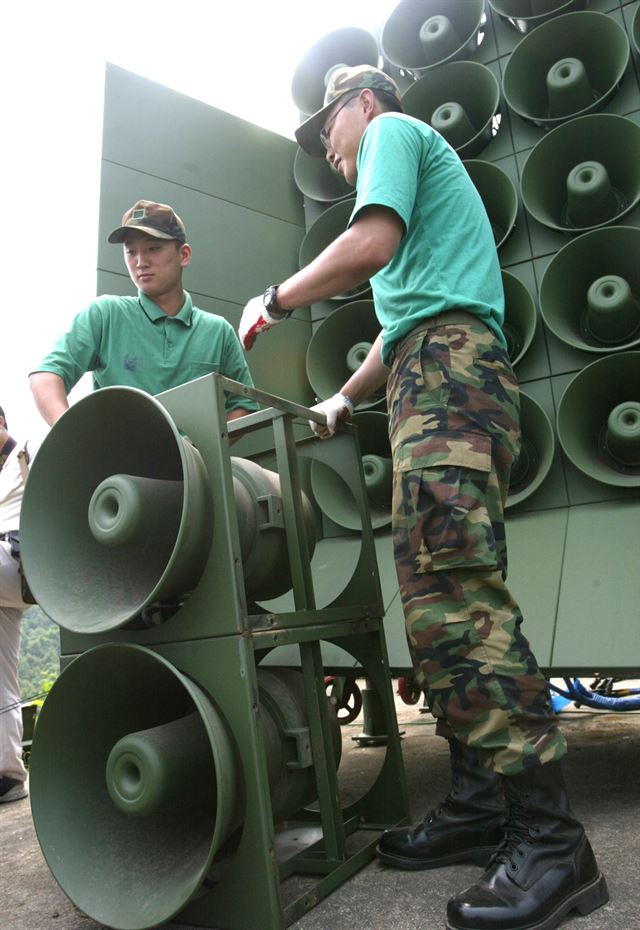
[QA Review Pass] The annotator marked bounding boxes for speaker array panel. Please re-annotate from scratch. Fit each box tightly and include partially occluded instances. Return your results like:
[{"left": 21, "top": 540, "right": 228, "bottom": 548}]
[{"left": 290, "top": 0, "right": 640, "bottom": 671}]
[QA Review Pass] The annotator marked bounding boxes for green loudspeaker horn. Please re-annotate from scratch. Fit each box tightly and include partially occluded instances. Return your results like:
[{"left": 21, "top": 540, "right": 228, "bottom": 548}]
[
  {"left": 488, "top": 0, "right": 587, "bottom": 36},
  {"left": 557, "top": 352, "right": 640, "bottom": 487},
  {"left": 311, "top": 411, "right": 392, "bottom": 531},
  {"left": 464, "top": 159, "right": 519, "bottom": 251},
  {"left": 294, "top": 146, "right": 354, "bottom": 203},
  {"left": 20, "top": 387, "right": 315, "bottom": 633},
  {"left": 306, "top": 300, "right": 384, "bottom": 409},
  {"left": 540, "top": 226, "right": 640, "bottom": 354},
  {"left": 506, "top": 391, "right": 556, "bottom": 508},
  {"left": 520, "top": 114, "right": 640, "bottom": 233},
  {"left": 633, "top": 7, "right": 640, "bottom": 59},
  {"left": 30, "top": 643, "right": 339, "bottom": 930},
  {"left": 291, "top": 27, "right": 379, "bottom": 116},
  {"left": 381, "top": 0, "right": 485, "bottom": 76},
  {"left": 300, "top": 199, "right": 370, "bottom": 302},
  {"left": 401, "top": 61, "right": 501, "bottom": 158},
  {"left": 502, "top": 270, "right": 537, "bottom": 367},
  {"left": 502, "top": 11, "right": 629, "bottom": 128}
]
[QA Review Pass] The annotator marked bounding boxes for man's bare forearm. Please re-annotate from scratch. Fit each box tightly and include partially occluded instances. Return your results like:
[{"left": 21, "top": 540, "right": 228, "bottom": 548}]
[{"left": 29, "top": 372, "right": 69, "bottom": 426}]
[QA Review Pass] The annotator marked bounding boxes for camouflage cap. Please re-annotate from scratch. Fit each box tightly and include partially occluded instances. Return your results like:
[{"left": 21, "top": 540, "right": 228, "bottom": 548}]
[
  {"left": 295, "top": 64, "right": 402, "bottom": 157},
  {"left": 108, "top": 200, "right": 187, "bottom": 244}
]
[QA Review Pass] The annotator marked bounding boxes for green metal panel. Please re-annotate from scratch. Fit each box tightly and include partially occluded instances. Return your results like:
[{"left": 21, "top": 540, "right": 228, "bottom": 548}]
[
  {"left": 552, "top": 500, "right": 640, "bottom": 672},
  {"left": 102, "top": 64, "right": 302, "bottom": 225},
  {"left": 505, "top": 508, "right": 568, "bottom": 666}
]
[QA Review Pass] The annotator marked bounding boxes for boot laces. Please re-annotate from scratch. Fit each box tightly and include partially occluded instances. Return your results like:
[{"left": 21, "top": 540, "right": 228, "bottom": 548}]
[{"left": 488, "top": 793, "right": 533, "bottom": 870}]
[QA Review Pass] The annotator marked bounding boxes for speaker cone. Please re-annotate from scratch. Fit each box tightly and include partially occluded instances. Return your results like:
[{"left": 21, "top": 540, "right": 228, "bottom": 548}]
[
  {"left": 401, "top": 61, "right": 502, "bottom": 158},
  {"left": 540, "top": 226, "right": 640, "bottom": 354},
  {"left": 507, "top": 392, "right": 556, "bottom": 507},
  {"left": 520, "top": 114, "right": 640, "bottom": 233},
  {"left": 488, "top": 0, "right": 588, "bottom": 36},
  {"left": 300, "top": 199, "right": 370, "bottom": 301},
  {"left": 464, "top": 159, "right": 519, "bottom": 251},
  {"left": 502, "top": 270, "right": 537, "bottom": 367},
  {"left": 557, "top": 352, "right": 640, "bottom": 486},
  {"left": 381, "top": 0, "right": 485, "bottom": 76},
  {"left": 502, "top": 11, "right": 629, "bottom": 128},
  {"left": 291, "top": 28, "right": 380, "bottom": 116}
]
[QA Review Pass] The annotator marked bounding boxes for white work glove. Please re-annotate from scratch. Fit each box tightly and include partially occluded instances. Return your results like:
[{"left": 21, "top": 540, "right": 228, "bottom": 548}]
[
  {"left": 239, "top": 295, "right": 284, "bottom": 351},
  {"left": 309, "top": 393, "right": 354, "bottom": 439}
]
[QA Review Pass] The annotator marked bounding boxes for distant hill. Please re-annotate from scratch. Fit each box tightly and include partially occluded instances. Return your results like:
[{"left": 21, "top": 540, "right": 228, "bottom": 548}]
[{"left": 18, "top": 605, "right": 60, "bottom": 703}]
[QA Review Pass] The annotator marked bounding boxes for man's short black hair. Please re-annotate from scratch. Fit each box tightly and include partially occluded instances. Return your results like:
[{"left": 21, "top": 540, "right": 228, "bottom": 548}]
[
  {"left": 0, "top": 406, "right": 5, "bottom": 427},
  {"left": 373, "top": 89, "right": 404, "bottom": 114}
]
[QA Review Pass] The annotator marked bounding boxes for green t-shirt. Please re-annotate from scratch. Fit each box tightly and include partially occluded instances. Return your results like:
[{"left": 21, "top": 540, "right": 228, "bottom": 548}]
[
  {"left": 350, "top": 113, "right": 506, "bottom": 366},
  {"left": 33, "top": 291, "right": 258, "bottom": 414}
]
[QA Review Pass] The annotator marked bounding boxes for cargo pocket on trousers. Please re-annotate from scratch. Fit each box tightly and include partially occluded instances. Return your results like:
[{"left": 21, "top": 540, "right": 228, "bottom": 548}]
[{"left": 395, "top": 431, "right": 499, "bottom": 575}]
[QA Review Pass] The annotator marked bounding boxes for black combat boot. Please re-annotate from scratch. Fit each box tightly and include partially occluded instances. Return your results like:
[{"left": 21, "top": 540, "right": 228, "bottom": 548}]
[
  {"left": 446, "top": 760, "right": 609, "bottom": 930},
  {"left": 376, "top": 739, "right": 506, "bottom": 870}
]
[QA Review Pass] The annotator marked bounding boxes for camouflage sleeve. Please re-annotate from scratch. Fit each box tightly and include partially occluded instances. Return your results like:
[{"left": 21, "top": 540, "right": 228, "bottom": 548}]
[{"left": 30, "top": 302, "right": 104, "bottom": 393}]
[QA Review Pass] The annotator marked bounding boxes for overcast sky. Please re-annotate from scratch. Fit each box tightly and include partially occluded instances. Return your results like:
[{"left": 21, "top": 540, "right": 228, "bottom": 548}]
[{"left": 3, "top": 0, "right": 398, "bottom": 440}]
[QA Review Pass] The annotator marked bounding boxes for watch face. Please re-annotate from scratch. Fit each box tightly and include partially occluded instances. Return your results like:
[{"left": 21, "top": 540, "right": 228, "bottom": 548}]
[{"left": 264, "top": 286, "right": 277, "bottom": 309}]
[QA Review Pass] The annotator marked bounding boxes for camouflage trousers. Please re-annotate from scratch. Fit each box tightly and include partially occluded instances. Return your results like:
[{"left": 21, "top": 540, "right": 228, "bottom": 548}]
[{"left": 387, "top": 315, "right": 566, "bottom": 775}]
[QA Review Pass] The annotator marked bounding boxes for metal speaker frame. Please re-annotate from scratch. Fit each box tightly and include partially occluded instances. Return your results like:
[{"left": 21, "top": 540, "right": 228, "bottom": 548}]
[
  {"left": 306, "top": 299, "right": 385, "bottom": 409},
  {"left": 464, "top": 158, "right": 519, "bottom": 251},
  {"left": 557, "top": 352, "right": 640, "bottom": 487},
  {"left": 520, "top": 113, "right": 640, "bottom": 233},
  {"left": 502, "top": 269, "right": 537, "bottom": 368},
  {"left": 506, "top": 391, "right": 556, "bottom": 508},
  {"left": 502, "top": 11, "right": 629, "bottom": 129},
  {"left": 401, "top": 60, "right": 502, "bottom": 159},
  {"left": 539, "top": 226, "right": 640, "bottom": 354},
  {"left": 488, "top": 0, "right": 587, "bottom": 36},
  {"left": 293, "top": 146, "right": 354, "bottom": 204},
  {"left": 299, "top": 199, "right": 370, "bottom": 302},
  {"left": 381, "top": 0, "right": 486, "bottom": 77},
  {"left": 311, "top": 411, "right": 392, "bottom": 531},
  {"left": 291, "top": 27, "right": 380, "bottom": 116}
]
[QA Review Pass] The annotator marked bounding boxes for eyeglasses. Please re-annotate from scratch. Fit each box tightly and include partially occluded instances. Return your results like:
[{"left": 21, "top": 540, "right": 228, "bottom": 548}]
[{"left": 319, "top": 93, "right": 360, "bottom": 151}]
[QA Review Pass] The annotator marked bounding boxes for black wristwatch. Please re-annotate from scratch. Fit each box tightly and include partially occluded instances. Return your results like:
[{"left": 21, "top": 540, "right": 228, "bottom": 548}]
[{"left": 263, "top": 285, "right": 289, "bottom": 319}]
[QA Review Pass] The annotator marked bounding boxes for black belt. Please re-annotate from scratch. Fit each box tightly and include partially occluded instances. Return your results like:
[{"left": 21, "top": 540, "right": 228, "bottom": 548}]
[{"left": 388, "top": 310, "right": 484, "bottom": 365}]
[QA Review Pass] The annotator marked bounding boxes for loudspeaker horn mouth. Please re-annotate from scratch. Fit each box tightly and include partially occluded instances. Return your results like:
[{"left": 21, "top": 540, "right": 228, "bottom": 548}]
[
  {"left": 291, "top": 27, "right": 379, "bottom": 115},
  {"left": 506, "top": 392, "right": 556, "bottom": 508},
  {"left": 381, "top": 0, "right": 485, "bottom": 76},
  {"left": 488, "top": 0, "right": 589, "bottom": 36},
  {"left": 464, "top": 159, "right": 519, "bottom": 251},
  {"left": 501, "top": 11, "right": 629, "bottom": 128},
  {"left": 540, "top": 226, "right": 640, "bottom": 354}
]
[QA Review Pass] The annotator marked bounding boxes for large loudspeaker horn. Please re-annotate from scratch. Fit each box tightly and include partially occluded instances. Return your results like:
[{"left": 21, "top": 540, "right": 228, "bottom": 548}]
[
  {"left": 381, "top": 0, "right": 485, "bottom": 77},
  {"left": 464, "top": 159, "right": 518, "bottom": 251},
  {"left": 633, "top": 7, "right": 640, "bottom": 60},
  {"left": 294, "top": 146, "right": 354, "bottom": 203},
  {"left": 502, "top": 270, "right": 537, "bottom": 367},
  {"left": 502, "top": 12, "right": 629, "bottom": 129},
  {"left": 540, "top": 226, "right": 640, "bottom": 354},
  {"left": 520, "top": 114, "right": 640, "bottom": 233},
  {"left": 300, "top": 199, "right": 370, "bottom": 301},
  {"left": 30, "top": 643, "right": 340, "bottom": 930},
  {"left": 291, "top": 28, "right": 379, "bottom": 116},
  {"left": 20, "top": 387, "right": 316, "bottom": 633},
  {"left": 401, "top": 61, "right": 501, "bottom": 159},
  {"left": 488, "top": 0, "right": 587, "bottom": 36},
  {"left": 311, "top": 411, "right": 392, "bottom": 531},
  {"left": 506, "top": 392, "right": 556, "bottom": 508},
  {"left": 557, "top": 352, "right": 640, "bottom": 487},
  {"left": 306, "top": 300, "right": 385, "bottom": 409}
]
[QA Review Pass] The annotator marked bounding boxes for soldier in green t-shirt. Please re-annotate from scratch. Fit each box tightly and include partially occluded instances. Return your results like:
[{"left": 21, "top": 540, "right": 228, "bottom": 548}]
[
  {"left": 238, "top": 66, "right": 607, "bottom": 930},
  {"left": 30, "top": 200, "right": 258, "bottom": 426}
]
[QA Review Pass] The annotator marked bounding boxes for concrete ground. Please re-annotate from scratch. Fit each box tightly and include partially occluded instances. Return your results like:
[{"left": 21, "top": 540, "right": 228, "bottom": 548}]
[{"left": 2, "top": 688, "right": 639, "bottom": 930}]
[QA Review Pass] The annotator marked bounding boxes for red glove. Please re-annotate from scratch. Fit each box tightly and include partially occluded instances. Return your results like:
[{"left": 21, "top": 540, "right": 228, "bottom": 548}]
[{"left": 239, "top": 295, "right": 284, "bottom": 351}]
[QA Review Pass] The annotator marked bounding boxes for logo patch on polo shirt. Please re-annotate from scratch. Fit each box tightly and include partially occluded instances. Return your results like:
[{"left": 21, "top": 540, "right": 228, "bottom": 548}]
[{"left": 123, "top": 354, "right": 138, "bottom": 371}]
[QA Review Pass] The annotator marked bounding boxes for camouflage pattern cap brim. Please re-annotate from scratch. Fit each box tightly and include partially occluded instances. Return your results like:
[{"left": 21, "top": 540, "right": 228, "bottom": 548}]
[
  {"left": 295, "top": 64, "right": 402, "bottom": 157},
  {"left": 107, "top": 224, "right": 178, "bottom": 244}
]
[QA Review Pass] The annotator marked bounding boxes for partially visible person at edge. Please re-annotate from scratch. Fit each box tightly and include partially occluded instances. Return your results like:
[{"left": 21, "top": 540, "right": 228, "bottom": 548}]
[
  {"left": 30, "top": 200, "right": 258, "bottom": 426},
  {"left": 0, "top": 405, "right": 32, "bottom": 804},
  {"left": 237, "top": 65, "right": 607, "bottom": 930}
]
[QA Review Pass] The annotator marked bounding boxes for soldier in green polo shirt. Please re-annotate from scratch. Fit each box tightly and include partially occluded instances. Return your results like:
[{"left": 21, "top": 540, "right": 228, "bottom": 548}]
[{"left": 30, "top": 200, "right": 258, "bottom": 425}]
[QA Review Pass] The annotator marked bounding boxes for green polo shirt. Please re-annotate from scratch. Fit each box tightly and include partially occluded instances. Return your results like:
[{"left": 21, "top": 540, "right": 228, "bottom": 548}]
[
  {"left": 350, "top": 113, "right": 506, "bottom": 366},
  {"left": 33, "top": 291, "right": 258, "bottom": 414}
]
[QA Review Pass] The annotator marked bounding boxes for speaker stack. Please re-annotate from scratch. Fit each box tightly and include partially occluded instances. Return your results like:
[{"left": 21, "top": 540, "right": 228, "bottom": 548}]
[
  {"left": 21, "top": 378, "right": 408, "bottom": 929},
  {"left": 288, "top": 0, "right": 640, "bottom": 679}
]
